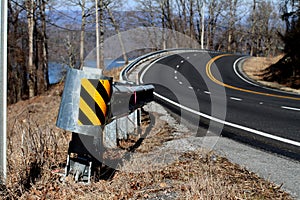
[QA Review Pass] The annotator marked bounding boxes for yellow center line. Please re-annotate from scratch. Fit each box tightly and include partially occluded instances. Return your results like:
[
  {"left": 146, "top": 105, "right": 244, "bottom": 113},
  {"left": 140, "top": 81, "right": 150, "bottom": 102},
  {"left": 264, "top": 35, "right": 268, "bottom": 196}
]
[{"left": 206, "top": 54, "right": 300, "bottom": 101}]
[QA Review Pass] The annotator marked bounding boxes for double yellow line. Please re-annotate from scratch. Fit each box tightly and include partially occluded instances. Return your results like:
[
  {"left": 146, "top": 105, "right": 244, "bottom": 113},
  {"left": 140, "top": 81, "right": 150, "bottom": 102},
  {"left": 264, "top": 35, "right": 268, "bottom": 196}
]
[{"left": 206, "top": 54, "right": 300, "bottom": 101}]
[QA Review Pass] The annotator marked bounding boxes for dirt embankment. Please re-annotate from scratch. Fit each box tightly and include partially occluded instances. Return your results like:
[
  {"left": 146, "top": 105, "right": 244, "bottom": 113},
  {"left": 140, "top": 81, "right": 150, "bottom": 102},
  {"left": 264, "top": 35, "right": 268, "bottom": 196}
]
[
  {"left": 1, "top": 68, "right": 294, "bottom": 199},
  {"left": 242, "top": 55, "right": 300, "bottom": 94}
]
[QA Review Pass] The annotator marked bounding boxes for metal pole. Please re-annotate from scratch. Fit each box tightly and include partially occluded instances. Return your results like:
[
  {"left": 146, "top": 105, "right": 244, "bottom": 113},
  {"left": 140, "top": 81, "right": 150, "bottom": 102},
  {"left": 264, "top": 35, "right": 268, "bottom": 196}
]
[
  {"left": 95, "top": 0, "right": 100, "bottom": 69},
  {"left": 201, "top": 1, "right": 205, "bottom": 49},
  {"left": 0, "top": 0, "right": 7, "bottom": 184}
]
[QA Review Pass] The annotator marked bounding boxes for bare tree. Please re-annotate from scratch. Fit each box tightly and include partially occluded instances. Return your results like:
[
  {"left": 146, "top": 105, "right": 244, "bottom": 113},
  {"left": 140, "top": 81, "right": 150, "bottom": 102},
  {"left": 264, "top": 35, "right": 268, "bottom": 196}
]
[
  {"left": 189, "top": 0, "right": 195, "bottom": 40},
  {"left": 99, "top": 0, "right": 104, "bottom": 68},
  {"left": 134, "top": 0, "right": 160, "bottom": 27},
  {"left": 158, "top": 0, "right": 167, "bottom": 49},
  {"left": 195, "top": 0, "right": 205, "bottom": 49},
  {"left": 249, "top": 0, "right": 257, "bottom": 56},
  {"left": 7, "top": 0, "right": 27, "bottom": 103},
  {"left": 205, "top": 0, "right": 223, "bottom": 50},
  {"left": 247, "top": 1, "right": 280, "bottom": 56},
  {"left": 175, "top": 0, "right": 187, "bottom": 33},
  {"left": 80, "top": 0, "right": 86, "bottom": 69},
  {"left": 8, "top": 0, "right": 50, "bottom": 102},
  {"left": 106, "top": 6, "right": 128, "bottom": 64},
  {"left": 37, "top": 0, "right": 49, "bottom": 92},
  {"left": 227, "top": 0, "right": 238, "bottom": 52},
  {"left": 65, "top": 34, "right": 77, "bottom": 68},
  {"left": 25, "top": 0, "right": 36, "bottom": 98},
  {"left": 280, "top": 0, "right": 298, "bottom": 32},
  {"left": 64, "top": 0, "right": 94, "bottom": 69}
]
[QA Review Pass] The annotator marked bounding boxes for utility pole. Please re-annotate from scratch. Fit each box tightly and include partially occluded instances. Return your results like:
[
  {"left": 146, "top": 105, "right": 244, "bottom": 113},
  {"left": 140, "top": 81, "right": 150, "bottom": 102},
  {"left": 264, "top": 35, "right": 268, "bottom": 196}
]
[
  {"left": 0, "top": 0, "right": 7, "bottom": 184},
  {"left": 201, "top": 1, "right": 205, "bottom": 49},
  {"left": 95, "top": 0, "right": 100, "bottom": 69},
  {"left": 99, "top": 0, "right": 104, "bottom": 69}
]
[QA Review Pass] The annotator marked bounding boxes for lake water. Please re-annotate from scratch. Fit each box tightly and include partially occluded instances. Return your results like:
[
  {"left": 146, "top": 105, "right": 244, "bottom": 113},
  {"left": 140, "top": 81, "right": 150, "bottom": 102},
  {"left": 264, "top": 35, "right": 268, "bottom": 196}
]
[{"left": 48, "top": 59, "right": 129, "bottom": 84}]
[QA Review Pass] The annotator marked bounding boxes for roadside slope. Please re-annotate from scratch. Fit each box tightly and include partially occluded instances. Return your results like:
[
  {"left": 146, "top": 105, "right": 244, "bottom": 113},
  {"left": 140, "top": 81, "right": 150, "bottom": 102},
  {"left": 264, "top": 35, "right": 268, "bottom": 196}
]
[{"left": 242, "top": 55, "right": 300, "bottom": 94}]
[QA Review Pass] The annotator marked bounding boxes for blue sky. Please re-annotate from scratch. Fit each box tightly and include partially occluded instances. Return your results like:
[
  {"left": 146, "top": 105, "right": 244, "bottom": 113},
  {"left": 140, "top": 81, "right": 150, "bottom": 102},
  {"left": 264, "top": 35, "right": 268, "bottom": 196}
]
[{"left": 123, "top": 0, "right": 138, "bottom": 10}]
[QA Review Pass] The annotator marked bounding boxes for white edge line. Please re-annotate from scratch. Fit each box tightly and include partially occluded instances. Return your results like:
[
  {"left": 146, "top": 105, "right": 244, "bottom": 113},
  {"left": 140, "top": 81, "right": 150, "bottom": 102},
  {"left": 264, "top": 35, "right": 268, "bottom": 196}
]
[
  {"left": 233, "top": 57, "right": 261, "bottom": 87},
  {"left": 230, "top": 97, "right": 242, "bottom": 101},
  {"left": 154, "top": 92, "right": 300, "bottom": 147},
  {"left": 140, "top": 55, "right": 300, "bottom": 147},
  {"left": 281, "top": 106, "right": 300, "bottom": 112}
]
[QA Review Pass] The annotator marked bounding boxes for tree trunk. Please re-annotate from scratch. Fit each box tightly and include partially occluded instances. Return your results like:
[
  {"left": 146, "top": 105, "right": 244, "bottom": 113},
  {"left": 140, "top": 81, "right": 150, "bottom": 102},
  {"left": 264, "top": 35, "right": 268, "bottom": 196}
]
[
  {"left": 38, "top": 0, "right": 49, "bottom": 92},
  {"left": 7, "top": 0, "right": 24, "bottom": 103},
  {"left": 26, "top": 0, "right": 36, "bottom": 98},
  {"left": 206, "top": 0, "right": 221, "bottom": 50},
  {"left": 165, "top": 0, "right": 172, "bottom": 30},
  {"left": 250, "top": 0, "right": 256, "bottom": 56},
  {"left": 159, "top": 1, "right": 167, "bottom": 49},
  {"left": 107, "top": 7, "right": 128, "bottom": 64},
  {"left": 42, "top": 0, "right": 49, "bottom": 88},
  {"left": 227, "top": 0, "right": 238, "bottom": 53},
  {"left": 80, "top": 0, "right": 86, "bottom": 69},
  {"left": 189, "top": 0, "right": 194, "bottom": 40},
  {"left": 196, "top": 0, "right": 205, "bottom": 49},
  {"left": 179, "top": 0, "right": 187, "bottom": 34}
]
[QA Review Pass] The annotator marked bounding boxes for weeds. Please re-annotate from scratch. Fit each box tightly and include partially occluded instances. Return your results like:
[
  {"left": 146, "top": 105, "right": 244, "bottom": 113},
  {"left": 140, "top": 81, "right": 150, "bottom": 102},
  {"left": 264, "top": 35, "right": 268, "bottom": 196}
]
[{"left": 4, "top": 99, "right": 69, "bottom": 199}]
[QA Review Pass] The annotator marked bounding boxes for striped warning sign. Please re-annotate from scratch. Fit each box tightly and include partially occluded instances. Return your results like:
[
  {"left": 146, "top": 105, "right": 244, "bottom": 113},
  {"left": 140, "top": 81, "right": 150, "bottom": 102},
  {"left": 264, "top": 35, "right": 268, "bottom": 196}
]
[{"left": 78, "top": 78, "right": 112, "bottom": 126}]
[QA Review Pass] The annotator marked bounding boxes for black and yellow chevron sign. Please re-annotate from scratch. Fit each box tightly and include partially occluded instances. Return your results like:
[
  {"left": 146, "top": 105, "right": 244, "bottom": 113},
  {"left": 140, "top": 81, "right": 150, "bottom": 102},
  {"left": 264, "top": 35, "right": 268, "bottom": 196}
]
[{"left": 78, "top": 78, "right": 112, "bottom": 126}]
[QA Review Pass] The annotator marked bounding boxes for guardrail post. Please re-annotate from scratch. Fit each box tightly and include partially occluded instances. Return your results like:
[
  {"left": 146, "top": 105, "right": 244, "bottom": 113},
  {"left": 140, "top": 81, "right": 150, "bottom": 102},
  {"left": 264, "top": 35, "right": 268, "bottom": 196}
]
[{"left": 103, "top": 120, "right": 117, "bottom": 148}]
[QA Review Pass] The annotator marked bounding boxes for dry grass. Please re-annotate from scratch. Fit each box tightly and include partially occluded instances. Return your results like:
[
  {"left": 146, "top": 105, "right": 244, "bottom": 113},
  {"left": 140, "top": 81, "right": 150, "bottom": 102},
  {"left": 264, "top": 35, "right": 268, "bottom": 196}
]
[
  {"left": 103, "top": 66, "right": 124, "bottom": 81},
  {"left": 5, "top": 149, "right": 290, "bottom": 199},
  {"left": 0, "top": 71, "right": 294, "bottom": 199},
  {"left": 243, "top": 55, "right": 284, "bottom": 81},
  {"left": 118, "top": 150, "right": 291, "bottom": 200},
  {"left": 243, "top": 55, "right": 300, "bottom": 93},
  {"left": 3, "top": 83, "right": 69, "bottom": 199}
]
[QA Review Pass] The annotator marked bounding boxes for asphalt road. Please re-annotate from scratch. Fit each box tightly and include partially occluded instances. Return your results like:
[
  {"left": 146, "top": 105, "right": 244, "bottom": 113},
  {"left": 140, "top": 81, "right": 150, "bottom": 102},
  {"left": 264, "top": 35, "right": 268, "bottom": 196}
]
[{"left": 139, "top": 51, "right": 300, "bottom": 160}]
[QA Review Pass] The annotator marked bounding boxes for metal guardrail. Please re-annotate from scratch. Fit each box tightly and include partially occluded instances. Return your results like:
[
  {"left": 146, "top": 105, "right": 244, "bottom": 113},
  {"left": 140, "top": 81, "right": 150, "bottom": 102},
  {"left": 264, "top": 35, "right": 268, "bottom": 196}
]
[
  {"left": 57, "top": 64, "right": 154, "bottom": 183},
  {"left": 120, "top": 48, "right": 213, "bottom": 82},
  {"left": 120, "top": 49, "right": 169, "bottom": 81}
]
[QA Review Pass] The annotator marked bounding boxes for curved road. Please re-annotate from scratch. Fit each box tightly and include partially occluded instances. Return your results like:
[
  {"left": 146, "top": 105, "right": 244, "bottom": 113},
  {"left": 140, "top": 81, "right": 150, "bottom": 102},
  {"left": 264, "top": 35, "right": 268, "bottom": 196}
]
[{"left": 139, "top": 51, "right": 300, "bottom": 159}]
